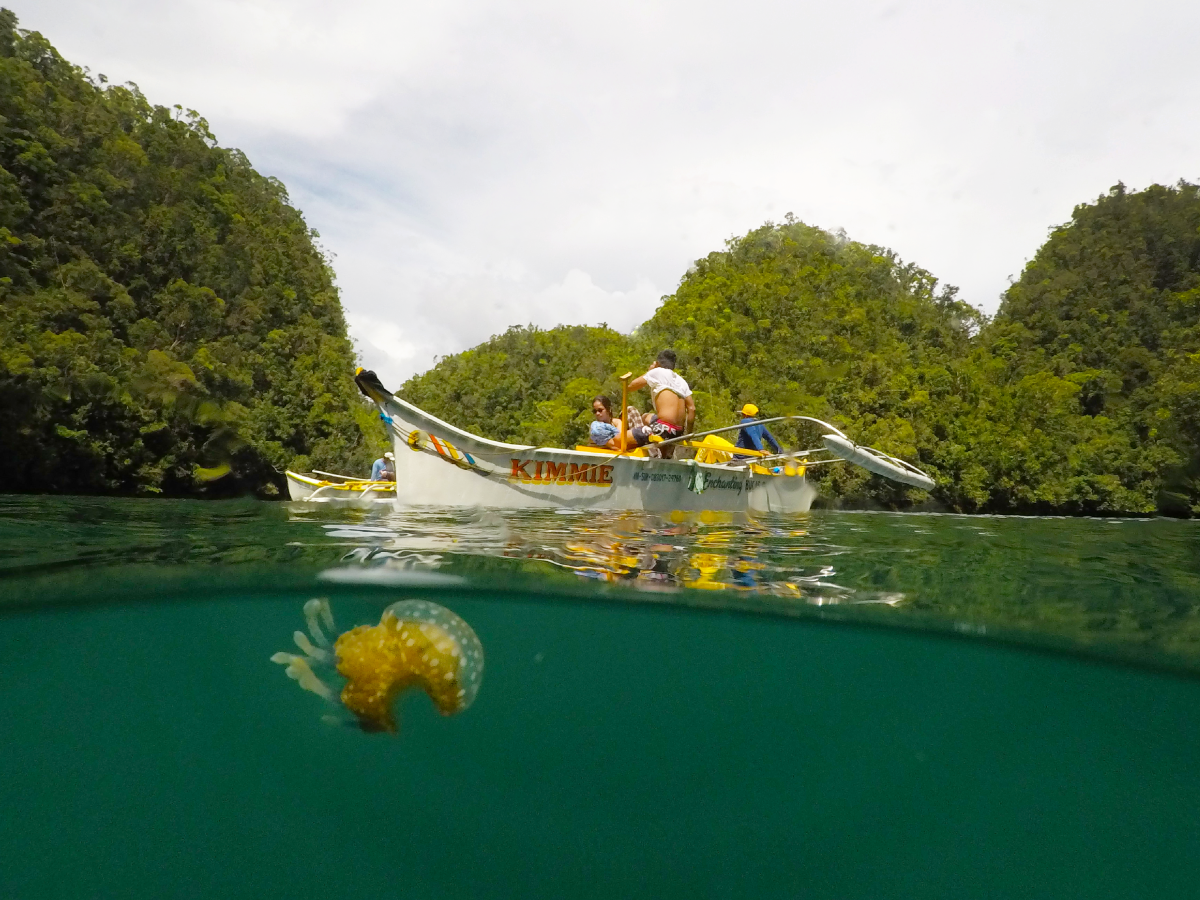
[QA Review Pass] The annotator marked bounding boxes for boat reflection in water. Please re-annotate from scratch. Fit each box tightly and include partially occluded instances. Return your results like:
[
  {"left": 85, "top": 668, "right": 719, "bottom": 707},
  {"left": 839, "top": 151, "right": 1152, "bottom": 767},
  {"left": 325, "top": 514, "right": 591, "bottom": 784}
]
[
  {"left": 308, "top": 507, "right": 905, "bottom": 608},
  {"left": 551, "top": 510, "right": 848, "bottom": 599}
]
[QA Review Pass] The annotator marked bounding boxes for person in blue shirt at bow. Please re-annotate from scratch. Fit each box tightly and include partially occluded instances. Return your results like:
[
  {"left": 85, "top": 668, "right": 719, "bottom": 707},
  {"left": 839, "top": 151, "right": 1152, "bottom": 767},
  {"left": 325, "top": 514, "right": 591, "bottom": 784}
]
[
  {"left": 370, "top": 451, "right": 395, "bottom": 481},
  {"left": 735, "top": 404, "right": 781, "bottom": 457}
]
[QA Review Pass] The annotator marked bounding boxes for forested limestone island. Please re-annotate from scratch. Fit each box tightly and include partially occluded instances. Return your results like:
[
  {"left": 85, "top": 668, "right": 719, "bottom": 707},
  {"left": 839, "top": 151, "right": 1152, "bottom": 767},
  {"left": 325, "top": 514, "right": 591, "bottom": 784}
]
[
  {"left": 405, "top": 186, "right": 1200, "bottom": 516},
  {"left": 3, "top": 12, "right": 1199, "bottom": 514},
  {"left": 0, "top": 10, "right": 381, "bottom": 497}
]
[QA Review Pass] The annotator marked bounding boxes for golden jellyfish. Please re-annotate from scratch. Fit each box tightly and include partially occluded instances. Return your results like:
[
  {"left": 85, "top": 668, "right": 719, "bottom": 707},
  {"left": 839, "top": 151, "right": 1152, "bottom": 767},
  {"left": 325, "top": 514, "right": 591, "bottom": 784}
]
[{"left": 271, "top": 598, "right": 484, "bottom": 734}]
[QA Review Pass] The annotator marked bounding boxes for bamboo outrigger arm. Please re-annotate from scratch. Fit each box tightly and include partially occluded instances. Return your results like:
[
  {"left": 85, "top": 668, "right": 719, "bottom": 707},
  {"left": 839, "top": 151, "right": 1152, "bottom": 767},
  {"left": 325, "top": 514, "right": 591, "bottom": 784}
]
[{"left": 644, "top": 415, "right": 935, "bottom": 491}]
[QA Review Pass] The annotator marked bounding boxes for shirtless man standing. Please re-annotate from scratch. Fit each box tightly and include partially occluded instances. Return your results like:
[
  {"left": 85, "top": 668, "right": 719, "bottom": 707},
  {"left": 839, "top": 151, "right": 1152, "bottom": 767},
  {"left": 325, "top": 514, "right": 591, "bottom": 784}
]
[{"left": 627, "top": 349, "right": 695, "bottom": 458}]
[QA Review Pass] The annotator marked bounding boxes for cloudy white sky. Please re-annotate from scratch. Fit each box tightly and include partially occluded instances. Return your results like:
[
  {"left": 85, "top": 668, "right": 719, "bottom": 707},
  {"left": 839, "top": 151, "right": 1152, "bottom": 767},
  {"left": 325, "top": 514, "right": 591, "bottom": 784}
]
[{"left": 20, "top": 0, "right": 1200, "bottom": 386}]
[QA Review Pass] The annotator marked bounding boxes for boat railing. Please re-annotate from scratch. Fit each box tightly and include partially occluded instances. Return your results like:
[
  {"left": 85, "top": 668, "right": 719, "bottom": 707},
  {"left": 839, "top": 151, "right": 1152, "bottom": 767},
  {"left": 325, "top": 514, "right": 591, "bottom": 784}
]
[
  {"left": 581, "top": 413, "right": 933, "bottom": 489},
  {"left": 301, "top": 479, "right": 396, "bottom": 501}
]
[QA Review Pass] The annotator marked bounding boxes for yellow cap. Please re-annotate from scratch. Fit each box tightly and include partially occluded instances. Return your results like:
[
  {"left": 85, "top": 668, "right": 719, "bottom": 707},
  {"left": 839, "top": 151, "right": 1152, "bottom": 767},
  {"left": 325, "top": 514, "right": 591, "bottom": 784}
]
[{"left": 741, "top": 403, "right": 758, "bottom": 416}]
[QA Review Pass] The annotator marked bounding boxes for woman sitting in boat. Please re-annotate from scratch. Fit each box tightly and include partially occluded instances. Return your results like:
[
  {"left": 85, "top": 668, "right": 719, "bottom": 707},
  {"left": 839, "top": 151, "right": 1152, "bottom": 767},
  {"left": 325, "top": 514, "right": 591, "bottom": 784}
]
[
  {"left": 589, "top": 396, "right": 637, "bottom": 451},
  {"left": 589, "top": 396, "right": 621, "bottom": 449},
  {"left": 627, "top": 349, "right": 695, "bottom": 459}
]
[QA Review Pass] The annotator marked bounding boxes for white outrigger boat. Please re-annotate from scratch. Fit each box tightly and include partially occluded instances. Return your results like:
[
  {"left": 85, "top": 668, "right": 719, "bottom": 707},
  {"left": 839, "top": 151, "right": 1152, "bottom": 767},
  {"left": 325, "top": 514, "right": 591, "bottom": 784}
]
[
  {"left": 285, "top": 470, "right": 396, "bottom": 503},
  {"left": 352, "top": 369, "right": 934, "bottom": 513}
]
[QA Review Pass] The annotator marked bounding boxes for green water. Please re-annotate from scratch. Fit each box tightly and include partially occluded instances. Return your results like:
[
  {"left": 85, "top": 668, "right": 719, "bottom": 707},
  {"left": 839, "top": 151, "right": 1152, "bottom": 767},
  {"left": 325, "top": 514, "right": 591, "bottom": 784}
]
[{"left": 2, "top": 496, "right": 1200, "bottom": 898}]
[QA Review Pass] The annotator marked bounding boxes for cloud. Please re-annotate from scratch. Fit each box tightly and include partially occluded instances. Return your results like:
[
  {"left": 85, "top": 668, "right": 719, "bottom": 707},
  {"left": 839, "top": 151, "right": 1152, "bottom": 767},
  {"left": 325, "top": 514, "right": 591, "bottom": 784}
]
[
  {"left": 18, "top": 0, "right": 1200, "bottom": 384},
  {"left": 345, "top": 314, "right": 417, "bottom": 385}
]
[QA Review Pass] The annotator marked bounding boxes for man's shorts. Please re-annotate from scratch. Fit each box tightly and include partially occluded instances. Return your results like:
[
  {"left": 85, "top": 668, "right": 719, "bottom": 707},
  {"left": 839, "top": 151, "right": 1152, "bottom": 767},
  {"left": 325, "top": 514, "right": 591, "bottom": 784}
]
[{"left": 632, "top": 420, "right": 683, "bottom": 447}]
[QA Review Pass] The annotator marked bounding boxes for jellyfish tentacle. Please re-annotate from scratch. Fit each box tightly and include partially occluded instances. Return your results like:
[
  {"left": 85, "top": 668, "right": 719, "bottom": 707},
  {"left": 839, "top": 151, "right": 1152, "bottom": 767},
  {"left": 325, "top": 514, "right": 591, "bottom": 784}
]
[
  {"left": 303, "top": 598, "right": 333, "bottom": 648},
  {"left": 272, "top": 652, "right": 337, "bottom": 702},
  {"left": 319, "top": 598, "right": 336, "bottom": 633},
  {"left": 293, "top": 630, "right": 332, "bottom": 663}
]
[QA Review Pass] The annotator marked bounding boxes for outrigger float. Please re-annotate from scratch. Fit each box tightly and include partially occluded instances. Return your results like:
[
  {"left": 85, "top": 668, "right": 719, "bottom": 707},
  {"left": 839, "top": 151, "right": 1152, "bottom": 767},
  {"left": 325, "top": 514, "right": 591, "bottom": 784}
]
[{"left": 344, "top": 369, "right": 934, "bottom": 513}]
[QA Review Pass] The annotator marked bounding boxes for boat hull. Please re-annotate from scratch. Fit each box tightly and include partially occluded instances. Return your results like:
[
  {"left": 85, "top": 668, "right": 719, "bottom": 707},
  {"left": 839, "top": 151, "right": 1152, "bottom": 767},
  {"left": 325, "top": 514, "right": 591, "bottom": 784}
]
[
  {"left": 355, "top": 375, "right": 815, "bottom": 513},
  {"left": 386, "top": 438, "right": 812, "bottom": 511}
]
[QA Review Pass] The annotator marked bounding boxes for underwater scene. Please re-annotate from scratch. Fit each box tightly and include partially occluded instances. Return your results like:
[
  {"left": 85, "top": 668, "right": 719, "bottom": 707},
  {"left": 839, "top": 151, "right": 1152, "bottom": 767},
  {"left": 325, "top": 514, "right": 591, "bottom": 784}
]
[{"left": 3, "top": 495, "right": 1200, "bottom": 898}]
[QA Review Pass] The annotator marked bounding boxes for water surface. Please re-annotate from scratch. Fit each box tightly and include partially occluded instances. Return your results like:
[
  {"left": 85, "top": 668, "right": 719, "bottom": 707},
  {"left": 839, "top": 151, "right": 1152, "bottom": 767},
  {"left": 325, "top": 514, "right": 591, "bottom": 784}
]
[{"left": 2, "top": 496, "right": 1199, "bottom": 898}]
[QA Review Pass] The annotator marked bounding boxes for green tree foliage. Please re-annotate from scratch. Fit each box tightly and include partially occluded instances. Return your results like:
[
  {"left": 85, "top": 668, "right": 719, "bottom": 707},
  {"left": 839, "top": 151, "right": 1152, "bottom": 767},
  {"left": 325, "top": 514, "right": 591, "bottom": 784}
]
[
  {"left": 978, "top": 182, "right": 1200, "bottom": 514},
  {"left": 403, "top": 324, "right": 641, "bottom": 449},
  {"left": 402, "top": 192, "right": 1200, "bottom": 516},
  {"left": 404, "top": 221, "right": 985, "bottom": 507},
  {"left": 0, "top": 11, "right": 382, "bottom": 496},
  {"left": 636, "top": 220, "right": 982, "bottom": 505}
]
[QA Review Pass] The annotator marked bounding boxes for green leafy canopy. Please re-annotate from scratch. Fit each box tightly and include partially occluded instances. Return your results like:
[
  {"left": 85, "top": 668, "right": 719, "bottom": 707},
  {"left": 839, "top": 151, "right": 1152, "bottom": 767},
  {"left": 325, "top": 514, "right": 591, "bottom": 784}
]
[
  {"left": 0, "top": 10, "right": 384, "bottom": 496},
  {"left": 405, "top": 196, "right": 1200, "bottom": 516}
]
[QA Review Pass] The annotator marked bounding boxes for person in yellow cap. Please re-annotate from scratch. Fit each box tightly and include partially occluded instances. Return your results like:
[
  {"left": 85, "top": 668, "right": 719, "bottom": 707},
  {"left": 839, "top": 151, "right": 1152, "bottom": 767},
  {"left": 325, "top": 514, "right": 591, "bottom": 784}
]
[{"left": 735, "top": 403, "right": 781, "bottom": 457}]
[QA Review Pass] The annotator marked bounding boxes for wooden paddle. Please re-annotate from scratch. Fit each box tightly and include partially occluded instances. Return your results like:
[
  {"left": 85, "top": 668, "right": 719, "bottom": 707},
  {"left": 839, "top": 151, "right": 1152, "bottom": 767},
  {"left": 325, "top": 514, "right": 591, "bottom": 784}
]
[{"left": 618, "top": 372, "right": 633, "bottom": 449}]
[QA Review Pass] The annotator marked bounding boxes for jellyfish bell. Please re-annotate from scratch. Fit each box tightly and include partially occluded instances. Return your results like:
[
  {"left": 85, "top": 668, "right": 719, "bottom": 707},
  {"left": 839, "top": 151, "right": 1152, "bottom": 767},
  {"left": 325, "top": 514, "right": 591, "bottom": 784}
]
[
  {"left": 335, "top": 599, "right": 484, "bottom": 733},
  {"left": 271, "top": 598, "right": 484, "bottom": 734}
]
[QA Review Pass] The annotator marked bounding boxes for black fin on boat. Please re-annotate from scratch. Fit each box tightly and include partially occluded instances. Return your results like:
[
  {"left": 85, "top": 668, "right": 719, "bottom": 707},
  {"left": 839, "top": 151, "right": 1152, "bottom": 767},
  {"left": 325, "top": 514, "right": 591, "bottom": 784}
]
[{"left": 354, "top": 368, "right": 392, "bottom": 402}]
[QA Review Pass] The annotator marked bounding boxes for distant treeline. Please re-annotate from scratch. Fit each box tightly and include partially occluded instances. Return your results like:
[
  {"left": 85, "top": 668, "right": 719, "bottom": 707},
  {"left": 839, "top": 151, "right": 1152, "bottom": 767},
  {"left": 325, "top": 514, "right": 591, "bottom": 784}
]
[
  {"left": 405, "top": 186, "right": 1200, "bottom": 516},
  {"left": 0, "top": 10, "right": 380, "bottom": 497}
]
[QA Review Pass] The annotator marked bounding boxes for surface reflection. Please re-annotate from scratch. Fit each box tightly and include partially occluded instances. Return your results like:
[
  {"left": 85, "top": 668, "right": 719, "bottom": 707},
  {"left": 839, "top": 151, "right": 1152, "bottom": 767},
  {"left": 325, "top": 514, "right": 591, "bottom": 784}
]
[
  {"left": 281, "top": 504, "right": 1200, "bottom": 673},
  {"left": 3, "top": 495, "right": 1200, "bottom": 672},
  {"left": 314, "top": 507, "right": 903, "bottom": 607}
]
